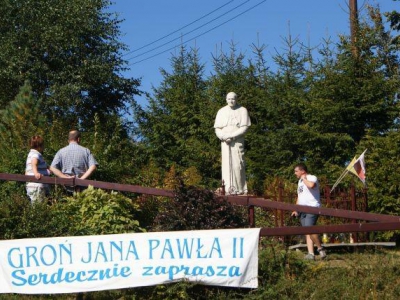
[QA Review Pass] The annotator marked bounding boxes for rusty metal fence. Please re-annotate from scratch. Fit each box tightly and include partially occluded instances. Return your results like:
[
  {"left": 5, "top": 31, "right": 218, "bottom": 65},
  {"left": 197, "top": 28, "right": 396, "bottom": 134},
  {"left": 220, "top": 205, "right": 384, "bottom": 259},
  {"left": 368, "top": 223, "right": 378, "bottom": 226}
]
[{"left": 1, "top": 173, "right": 399, "bottom": 240}]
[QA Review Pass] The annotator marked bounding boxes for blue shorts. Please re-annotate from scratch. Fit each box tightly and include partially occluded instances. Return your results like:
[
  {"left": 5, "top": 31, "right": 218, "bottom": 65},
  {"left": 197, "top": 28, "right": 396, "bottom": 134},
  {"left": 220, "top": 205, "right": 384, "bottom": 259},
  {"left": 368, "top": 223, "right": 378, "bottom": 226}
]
[{"left": 299, "top": 213, "right": 318, "bottom": 227}]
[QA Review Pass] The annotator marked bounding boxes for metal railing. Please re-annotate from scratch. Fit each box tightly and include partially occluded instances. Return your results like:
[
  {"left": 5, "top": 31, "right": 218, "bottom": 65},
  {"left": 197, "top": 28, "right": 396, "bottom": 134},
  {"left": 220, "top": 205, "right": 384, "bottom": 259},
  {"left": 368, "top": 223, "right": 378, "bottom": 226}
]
[{"left": 1, "top": 173, "right": 399, "bottom": 239}]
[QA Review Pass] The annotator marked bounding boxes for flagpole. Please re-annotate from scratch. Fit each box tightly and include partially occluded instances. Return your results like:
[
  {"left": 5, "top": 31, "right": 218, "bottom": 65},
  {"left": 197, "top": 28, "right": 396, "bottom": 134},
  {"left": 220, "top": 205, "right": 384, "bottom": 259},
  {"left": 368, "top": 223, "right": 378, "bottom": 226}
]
[
  {"left": 331, "top": 156, "right": 356, "bottom": 193},
  {"left": 330, "top": 169, "right": 350, "bottom": 193},
  {"left": 330, "top": 149, "right": 368, "bottom": 193}
]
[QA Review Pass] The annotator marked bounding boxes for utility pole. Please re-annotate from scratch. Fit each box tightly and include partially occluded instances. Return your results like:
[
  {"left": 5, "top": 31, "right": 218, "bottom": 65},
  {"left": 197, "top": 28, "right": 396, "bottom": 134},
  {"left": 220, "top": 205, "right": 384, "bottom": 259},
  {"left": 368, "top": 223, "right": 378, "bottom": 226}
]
[{"left": 349, "top": 0, "right": 359, "bottom": 57}]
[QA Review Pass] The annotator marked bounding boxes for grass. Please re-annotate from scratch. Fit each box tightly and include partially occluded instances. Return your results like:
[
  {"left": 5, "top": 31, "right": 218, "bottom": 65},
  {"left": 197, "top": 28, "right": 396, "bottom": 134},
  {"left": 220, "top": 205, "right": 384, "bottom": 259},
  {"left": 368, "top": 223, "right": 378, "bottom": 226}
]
[
  {"left": 0, "top": 245, "right": 399, "bottom": 299},
  {"left": 252, "top": 244, "right": 400, "bottom": 300}
]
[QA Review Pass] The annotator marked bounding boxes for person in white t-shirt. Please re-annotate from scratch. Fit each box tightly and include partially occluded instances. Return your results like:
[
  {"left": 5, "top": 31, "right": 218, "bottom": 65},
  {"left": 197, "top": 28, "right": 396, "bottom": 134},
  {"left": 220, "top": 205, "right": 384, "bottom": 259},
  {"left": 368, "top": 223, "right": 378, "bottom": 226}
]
[
  {"left": 291, "top": 163, "right": 327, "bottom": 260},
  {"left": 25, "top": 136, "right": 51, "bottom": 203}
]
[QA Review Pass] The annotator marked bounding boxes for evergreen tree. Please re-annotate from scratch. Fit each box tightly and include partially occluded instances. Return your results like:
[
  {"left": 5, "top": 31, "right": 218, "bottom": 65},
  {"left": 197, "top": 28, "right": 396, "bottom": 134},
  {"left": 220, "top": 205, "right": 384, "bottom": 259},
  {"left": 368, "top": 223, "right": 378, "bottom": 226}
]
[
  {"left": 306, "top": 6, "right": 399, "bottom": 145},
  {"left": 133, "top": 4, "right": 399, "bottom": 201},
  {"left": 360, "top": 130, "right": 400, "bottom": 221},
  {"left": 0, "top": 81, "right": 46, "bottom": 173},
  {"left": 248, "top": 34, "right": 313, "bottom": 178},
  {"left": 385, "top": 6, "right": 400, "bottom": 45},
  {"left": 135, "top": 46, "right": 217, "bottom": 186}
]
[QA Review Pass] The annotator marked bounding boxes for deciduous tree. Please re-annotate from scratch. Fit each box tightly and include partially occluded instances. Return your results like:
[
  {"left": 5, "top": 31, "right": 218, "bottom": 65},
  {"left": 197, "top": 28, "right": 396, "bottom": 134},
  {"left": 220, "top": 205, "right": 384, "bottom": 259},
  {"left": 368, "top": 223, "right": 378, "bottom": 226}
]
[{"left": 0, "top": 0, "right": 140, "bottom": 130}]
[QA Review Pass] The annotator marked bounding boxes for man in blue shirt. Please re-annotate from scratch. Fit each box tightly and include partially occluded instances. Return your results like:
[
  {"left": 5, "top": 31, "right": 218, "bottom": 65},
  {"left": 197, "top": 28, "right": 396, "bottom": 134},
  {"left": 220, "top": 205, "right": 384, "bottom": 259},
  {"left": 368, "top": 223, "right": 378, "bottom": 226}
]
[{"left": 50, "top": 130, "right": 98, "bottom": 183}]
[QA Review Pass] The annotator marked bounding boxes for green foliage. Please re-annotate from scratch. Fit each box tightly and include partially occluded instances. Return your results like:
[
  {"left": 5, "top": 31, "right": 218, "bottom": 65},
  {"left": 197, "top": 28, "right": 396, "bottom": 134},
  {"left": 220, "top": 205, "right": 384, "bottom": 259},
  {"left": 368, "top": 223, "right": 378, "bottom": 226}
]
[
  {"left": 307, "top": 11, "right": 399, "bottom": 145},
  {"left": 0, "top": 186, "right": 145, "bottom": 239},
  {"left": 61, "top": 186, "right": 144, "bottom": 235},
  {"left": 0, "top": 195, "right": 72, "bottom": 239},
  {"left": 289, "top": 249, "right": 400, "bottom": 300},
  {"left": 247, "top": 34, "right": 312, "bottom": 179},
  {"left": 386, "top": 8, "right": 400, "bottom": 46},
  {"left": 152, "top": 185, "right": 248, "bottom": 231},
  {"left": 135, "top": 159, "right": 165, "bottom": 188},
  {"left": 134, "top": 4, "right": 400, "bottom": 204},
  {"left": 359, "top": 131, "right": 400, "bottom": 240},
  {"left": 0, "top": 80, "right": 46, "bottom": 174},
  {"left": 0, "top": 3, "right": 399, "bottom": 299},
  {"left": 0, "top": 0, "right": 140, "bottom": 131},
  {"left": 182, "top": 166, "right": 203, "bottom": 187},
  {"left": 0, "top": 194, "right": 30, "bottom": 239},
  {"left": 135, "top": 45, "right": 220, "bottom": 187},
  {"left": 256, "top": 243, "right": 307, "bottom": 298},
  {"left": 88, "top": 113, "right": 146, "bottom": 184}
]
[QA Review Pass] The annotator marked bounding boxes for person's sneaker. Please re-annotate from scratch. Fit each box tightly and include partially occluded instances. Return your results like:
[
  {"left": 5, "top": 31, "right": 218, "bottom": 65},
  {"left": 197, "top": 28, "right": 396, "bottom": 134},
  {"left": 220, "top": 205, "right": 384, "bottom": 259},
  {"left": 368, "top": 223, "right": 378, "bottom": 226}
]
[
  {"left": 304, "top": 253, "right": 315, "bottom": 260},
  {"left": 318, "top": 247, "right": 327, "bottom": 259}
]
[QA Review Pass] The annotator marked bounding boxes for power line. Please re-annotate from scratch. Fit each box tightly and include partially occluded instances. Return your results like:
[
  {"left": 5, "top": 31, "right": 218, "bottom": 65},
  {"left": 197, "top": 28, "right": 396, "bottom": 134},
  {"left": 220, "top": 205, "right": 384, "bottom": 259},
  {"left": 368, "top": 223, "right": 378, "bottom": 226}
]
[
  {"left": 125, "top": 0, "right": 250, "bottom": 61},
  {"left": 129, "top": 0, "right": 266, "bottom": 66},
  {"left": 122, "top": 0, "right": 234, "bottom": 57}
]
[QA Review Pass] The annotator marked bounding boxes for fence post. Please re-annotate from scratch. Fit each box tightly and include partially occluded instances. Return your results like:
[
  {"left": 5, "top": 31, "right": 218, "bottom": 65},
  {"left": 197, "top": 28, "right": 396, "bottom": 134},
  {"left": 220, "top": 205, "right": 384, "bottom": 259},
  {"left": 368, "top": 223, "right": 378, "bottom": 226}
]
[
  {"left": 363, "top": 186, "right": 368, "bottom": 213},
  {"left": 325, "top": 185, "right": 331, "bottom": 206},
  {"left": 248, "top": 203, "right": 255, "bottom": 228},
  {"left": 351, "top": 183, "right": 358, "bottom": 242},
  {"left": 363, "top": 186, "right": 369, "bottom": 241},
  {"left": 278, "top": 180, "right": 285, "bottom": 243},
  {"left": 278, "top": 181, "right": 284, "bottom": 227}
]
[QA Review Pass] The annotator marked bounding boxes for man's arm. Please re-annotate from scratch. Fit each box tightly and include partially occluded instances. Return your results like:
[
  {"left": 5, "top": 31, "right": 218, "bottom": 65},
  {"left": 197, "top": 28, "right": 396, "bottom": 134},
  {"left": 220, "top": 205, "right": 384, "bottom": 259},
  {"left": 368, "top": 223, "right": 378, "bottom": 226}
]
[
  {"left": 291, "top": 197, "right": 299, "bottom": 217},
  {"left": 79, "top": 164, "right": 96, "bottom": 180},
  {"left": 301, "top": 175, "right": 316, "bottom": 188},
  {"left": 49, "top": 166, "right": 71, "bottom": 178}
]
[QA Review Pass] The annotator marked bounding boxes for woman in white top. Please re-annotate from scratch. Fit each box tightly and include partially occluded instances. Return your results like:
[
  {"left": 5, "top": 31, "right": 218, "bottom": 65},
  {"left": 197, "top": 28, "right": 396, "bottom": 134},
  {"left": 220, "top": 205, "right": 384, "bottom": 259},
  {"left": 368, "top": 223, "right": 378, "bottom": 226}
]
[{"left": 25, "top": 136, "right": 50, "bottom": 203}]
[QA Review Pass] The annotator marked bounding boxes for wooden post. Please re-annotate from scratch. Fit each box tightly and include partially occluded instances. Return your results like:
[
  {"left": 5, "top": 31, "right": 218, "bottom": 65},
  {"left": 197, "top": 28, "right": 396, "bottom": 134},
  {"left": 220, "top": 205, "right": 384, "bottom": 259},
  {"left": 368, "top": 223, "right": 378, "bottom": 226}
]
[
  {"left": 278, "top": 181, "right": 284, "bottom": 227},
  {"left": 363, "top": 186, "right": 369, "bottom": 241},
  {"left": 350, "top": 183, "right": 358, "bottom": 242},
  {"left": 350, "top": 0, "right": 359, "bottom": 57},
  {"left": 248, "top": 205, "right": 255, "bottom": 228},
  {"left": 325, "top": 185, "right": 331, "bottom": 206},
  {"left": 278, "top": 181, "right": 285, "bottom": 243}
]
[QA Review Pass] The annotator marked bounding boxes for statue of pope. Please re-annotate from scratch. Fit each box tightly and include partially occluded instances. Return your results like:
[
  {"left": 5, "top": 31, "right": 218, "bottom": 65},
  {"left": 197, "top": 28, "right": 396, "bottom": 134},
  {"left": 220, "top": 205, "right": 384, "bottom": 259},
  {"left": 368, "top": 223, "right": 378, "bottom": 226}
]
[{"left": 214, "top": 92, "right": 251, "bottom": 195}]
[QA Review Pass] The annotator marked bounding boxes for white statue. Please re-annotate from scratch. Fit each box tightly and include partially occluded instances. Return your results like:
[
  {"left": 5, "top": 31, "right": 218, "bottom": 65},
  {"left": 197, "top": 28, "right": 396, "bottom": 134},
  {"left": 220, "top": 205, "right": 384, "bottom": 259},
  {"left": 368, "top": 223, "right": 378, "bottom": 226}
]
[{"left": 214, "top": 92, "right": 251, "bottom": 195}]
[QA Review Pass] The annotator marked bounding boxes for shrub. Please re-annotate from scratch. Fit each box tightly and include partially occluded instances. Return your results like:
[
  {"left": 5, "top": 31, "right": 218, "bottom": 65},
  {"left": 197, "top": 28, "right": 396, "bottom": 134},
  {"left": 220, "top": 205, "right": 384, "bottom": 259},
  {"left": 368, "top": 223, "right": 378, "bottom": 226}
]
[
  {"left": 60, "top": 186, "right": 145, "bottom": 236},
  {"left": 152, "top": 184, "right": 248, "bottom": 231},
  {"left": 0, "top": 194, "right": 71, "bottom": 239}
]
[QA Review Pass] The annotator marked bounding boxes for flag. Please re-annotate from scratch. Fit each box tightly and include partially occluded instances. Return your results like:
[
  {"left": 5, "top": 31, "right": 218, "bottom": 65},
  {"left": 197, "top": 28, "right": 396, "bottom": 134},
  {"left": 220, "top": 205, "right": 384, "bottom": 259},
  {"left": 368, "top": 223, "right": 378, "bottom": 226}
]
[
  {"left": 330, "top": 149, "right": 367, "bottom": 192},
  {"left": 347, "top": 150, "right": 366, "bottom": 184},
  {"left": 346, "top": 156, "right": 357, "bottom": 171}
]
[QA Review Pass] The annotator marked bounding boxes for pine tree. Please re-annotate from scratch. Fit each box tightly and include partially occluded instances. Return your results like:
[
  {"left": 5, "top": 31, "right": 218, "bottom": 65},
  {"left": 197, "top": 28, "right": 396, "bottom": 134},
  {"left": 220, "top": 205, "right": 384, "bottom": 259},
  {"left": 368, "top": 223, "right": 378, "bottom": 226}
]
[
  {"left": 305, "top": 5, "right": 400, "bottom": 163},
  {"left": 0, "top": 81, "right": 46, "bottom": 173},
  {"left": 135, "top": 46, "right": 218, "bottom": 186}
]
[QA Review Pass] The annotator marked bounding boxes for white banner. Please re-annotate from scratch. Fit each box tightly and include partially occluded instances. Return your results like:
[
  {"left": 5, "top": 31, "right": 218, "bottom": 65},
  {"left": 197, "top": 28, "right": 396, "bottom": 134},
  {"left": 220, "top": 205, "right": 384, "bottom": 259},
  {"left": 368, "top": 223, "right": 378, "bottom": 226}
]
[{"left": 0, "top": 228, "right": 260, "bottom": 294}]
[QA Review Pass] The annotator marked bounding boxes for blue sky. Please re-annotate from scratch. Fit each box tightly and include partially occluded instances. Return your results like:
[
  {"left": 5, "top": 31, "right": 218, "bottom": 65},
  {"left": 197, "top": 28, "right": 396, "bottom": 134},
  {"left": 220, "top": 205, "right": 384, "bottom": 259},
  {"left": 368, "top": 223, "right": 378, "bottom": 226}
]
[{"left": 108, "top": 1, "right": 398, "bottom": 107}]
